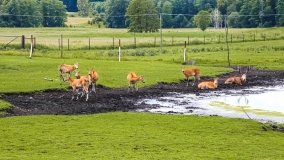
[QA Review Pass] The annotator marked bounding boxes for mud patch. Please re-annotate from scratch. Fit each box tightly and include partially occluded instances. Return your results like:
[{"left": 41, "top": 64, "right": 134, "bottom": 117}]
[{"left": 1, "top": 67, "right": 284, "bottom": 118}]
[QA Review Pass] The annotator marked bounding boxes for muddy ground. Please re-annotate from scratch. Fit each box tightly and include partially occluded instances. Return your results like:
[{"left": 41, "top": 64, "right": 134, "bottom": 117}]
[{"left": 1, "top": 67, "right": 284, "bottom": 116}]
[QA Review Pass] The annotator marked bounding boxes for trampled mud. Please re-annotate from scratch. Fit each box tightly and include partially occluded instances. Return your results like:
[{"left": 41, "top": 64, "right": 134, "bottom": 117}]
[{"left": 1, "top": 67, "right": 284, "bottom": 119}]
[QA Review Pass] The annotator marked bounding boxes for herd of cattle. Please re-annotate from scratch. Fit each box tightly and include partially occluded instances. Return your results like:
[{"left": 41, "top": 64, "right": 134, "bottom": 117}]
[{"left": 58, "top": 63, "right": 248, "bottom": 101}]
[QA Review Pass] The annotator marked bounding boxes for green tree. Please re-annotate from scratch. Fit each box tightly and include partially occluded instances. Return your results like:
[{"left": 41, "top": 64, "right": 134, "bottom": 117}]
[
  {"left": 228, "top": 12, "right": 241, "bottom": 27},
  {"left": 172, "top": 0, "right": 196, "bottom": 27},
  {"left": 248, "top": 0, "right": 260, "bottom": 27},
  {"left": 41, "top": 0, "right": 67, "bottom": 27},
  {"left": 239, "top": 0, "right": 251, "bottom": 27},
  {"left": 262, "top": 0, "right": 277, "bottom": 27},
  {"left": 0, "top": 0, "right": 9, "bottom": 26},
  {"left": 217, "top": 0, "right": 227, "bottom": 14},
  {"left": 106, "top": 0, "right": 129, "bottom": 28},
  {"left": 126, "top": 0, "right": 159, "bottom": 32},
  {"left": 173, "top": 14, "right": 189, "bottom": 28},
  {"left": 194, "top": 10, "right": 211, "bottom": 31},
  {"left": 173, "top": 0, "right": 196, "bottom": 15},
  {"left": 78, "top": 0, "right": 90, "bottom": 16},
  {"left": 0, "top": 0, "right": 9, "bottom": 5},
  {"left": 276, "top": 0, "right": 284, "bottom": 26},
  {"left": 162, "top": 1, "right": 173, "bottom": 28},
  {"left": 2, "top": 0, "right": 42, "bottom": 27},
  {"left": 195, "top": 0, "right": 217, "bottom": 11}
]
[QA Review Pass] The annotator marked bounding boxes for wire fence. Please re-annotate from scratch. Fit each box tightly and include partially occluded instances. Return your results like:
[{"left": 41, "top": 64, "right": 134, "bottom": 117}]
[{"left": 1, "top": 31, "right": 283, "bottom": 51}]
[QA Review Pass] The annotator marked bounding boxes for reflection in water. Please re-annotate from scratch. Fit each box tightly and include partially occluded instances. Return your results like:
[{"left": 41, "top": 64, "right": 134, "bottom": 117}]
[
  {"left": 137, "top": 85, "right": 284, "bottom": 123},
  {"left": 237, "top": 95, "right": 251, "bottom": 120}
]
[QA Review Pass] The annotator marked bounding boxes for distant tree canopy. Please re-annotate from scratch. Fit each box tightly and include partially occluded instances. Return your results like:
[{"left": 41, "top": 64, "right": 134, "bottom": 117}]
[
  {"left": 194, "top": 10, "right": 211, "bottom": 31},
  {"left": 61, "top": 0, "right": 78, "bottom": 12},
  {"left": 1, "top": 0, "right": 42, "bottom": 27},
  {"left": 126, "top": 0, "right": 159, "bottom": 32},
  {"left": 1, "top": 0, "right": 284, "bottom": 28},
  {"left": 42, "top": 0, "right": 67, "bottom": 27},
  {"left": 0, "top": 0, "right": 67, "bottom": 27},
  {"left": 77, "top": 0, "right": 90, "bottom": 16},
  {"left": 106, "top": 0, "right": 129, "bottom": 28}
]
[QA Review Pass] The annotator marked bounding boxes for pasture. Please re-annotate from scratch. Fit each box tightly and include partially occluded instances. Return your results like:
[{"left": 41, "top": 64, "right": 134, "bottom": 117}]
[{"left": 0, "top": 27, "right": 284, "bottom": 159}]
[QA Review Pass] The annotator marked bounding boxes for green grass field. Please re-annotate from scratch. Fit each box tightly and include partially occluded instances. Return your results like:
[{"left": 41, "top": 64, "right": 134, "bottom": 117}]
[
  {"left": 0, "top": 112, "right": 284, "bottom": 160},
  {"left": 0, "top": 27, "right": 284, "bottom": 159}
]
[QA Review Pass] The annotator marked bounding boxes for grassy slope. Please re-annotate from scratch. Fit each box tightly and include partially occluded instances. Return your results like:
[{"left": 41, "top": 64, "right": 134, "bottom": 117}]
[
  {"left": 0, "top": 55, "right": 230, "bottom": 93},
  {"left": 0, "top": 112, "right": 283, "bottom": 160},
  {"left": 0, "top": 39, "right": 283, "bottom": 93}
]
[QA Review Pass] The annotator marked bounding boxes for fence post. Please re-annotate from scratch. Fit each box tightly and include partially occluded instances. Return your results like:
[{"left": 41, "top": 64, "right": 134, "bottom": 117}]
[
  {"left": 187, "top": 36, "right": 189, "bottom": 45},
  {"left": 263, "top": 34, "right": 266, "bottom": 41},
  {"left": 118, "top": 39, "right": 121, "bottom": 62},
  {"left": 134, "top": 33, "right": 136, "bottom": 49},
  {"left": 89, "top": 37, "right": 91, "bottom": 50},
  {"left": 68, "top": 38, "right": 70, "bottom": 50},
  {"left": 113, "top": 37, "right": 115, "bottom": 49},
  {"left": 33, "top": 37, "right": 36, "bottom": 49},
  {"left": 21, "top": 35, "right": 25, "bottom": 49},
  {"left": 29, "top": 35, "right": 33, "bottom": 59},
  {"left": 60, "top": 35, "right": 63, "bottom": 58},
  {"left": 183, "top": 41, "right": 187, "bottom": 63},
  {"left": 58, "top": 39, "right": 60, "bottom": 50}
]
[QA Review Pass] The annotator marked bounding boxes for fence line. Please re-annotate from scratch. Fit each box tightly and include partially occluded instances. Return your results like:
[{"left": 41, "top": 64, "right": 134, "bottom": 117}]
[{"left": 0, "top": 32, "right": 283, "bottom": 50}]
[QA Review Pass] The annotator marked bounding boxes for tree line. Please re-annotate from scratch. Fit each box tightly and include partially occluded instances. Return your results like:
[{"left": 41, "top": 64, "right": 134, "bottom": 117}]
[
  {"left": 105, "top": 0, "right": 284, "bottom": 29},
  {"left": 0, "top": 0, "right": 67, "bottom": 27},
  {"left": 0, "top": 0, "right": 284, "bottom": 31},
  {"left": 76, "top": 0, "right": 284, "bottom": 32}
]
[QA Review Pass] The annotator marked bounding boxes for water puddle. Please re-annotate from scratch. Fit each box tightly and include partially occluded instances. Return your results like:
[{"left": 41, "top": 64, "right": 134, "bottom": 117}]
[{"left": 136, "top": 85, "right": 284, "bottom": 123}]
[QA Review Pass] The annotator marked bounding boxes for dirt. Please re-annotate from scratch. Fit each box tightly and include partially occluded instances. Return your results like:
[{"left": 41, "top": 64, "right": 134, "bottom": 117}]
[{"left": 1, "top": 67, "right": 284, "bottom": 116}]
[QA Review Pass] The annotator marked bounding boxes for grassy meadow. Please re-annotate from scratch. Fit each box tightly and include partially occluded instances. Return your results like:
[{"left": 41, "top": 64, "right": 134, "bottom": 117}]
[
  {"left": 0, "top": 26, "right": 284, "bottom": 159},
  {"left": 0, "top": 26, "right": 283, "bottom": 49},
  {"left": 1, "top": 112, "right": 284, "bottom": 160}
]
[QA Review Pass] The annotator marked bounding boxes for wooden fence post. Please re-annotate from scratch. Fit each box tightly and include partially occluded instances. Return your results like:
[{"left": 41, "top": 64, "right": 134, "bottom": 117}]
[
  {"left": 60, "top": 35, "right": 63, "bottom": 58},
  {"left": 113, "top": 37, "right": 115, "bottom": 49},
  {"left": 187, "top": 36, "right": 189, "bottom": 45},
  {"left": 183, "top": 41, "right": 187, "bottom": 63},
  {"left": 263, "top": 34, "right": 266, "bottom": 41},
  {"left": 134, "top": 33, "right": 136, "bottom": 49},
  {"left": 68, "top": 38, "right": 70, "bottom": 50},
  {"left": 89, "top": 37, "right": 91, "bottom": 50},
  {"left": 58, "top": 39, "right": 60, "bottom": 50},
  {"left": 29, "top": 35, "right": 33, "bottom": 59},
  {"left": 33, "top": 37, "right": 36, "bottom": 49},
  {"left": 21, "top": 35, "right": 25, "bottom": 49},
  {"left": 118, "top": 39, "right": 121, "bottom": 62}
]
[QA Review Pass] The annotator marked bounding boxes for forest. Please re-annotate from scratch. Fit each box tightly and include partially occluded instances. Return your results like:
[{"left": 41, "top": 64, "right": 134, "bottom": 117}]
[{"left": 0, "top": 0, "right": 283, "bottom": 28}]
